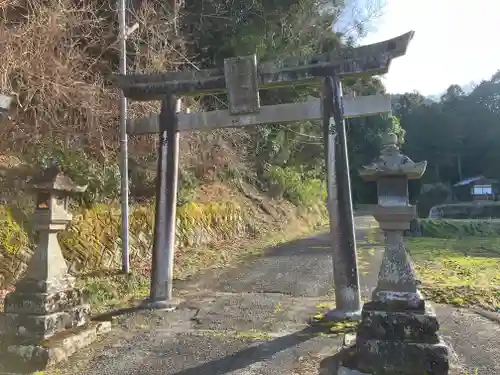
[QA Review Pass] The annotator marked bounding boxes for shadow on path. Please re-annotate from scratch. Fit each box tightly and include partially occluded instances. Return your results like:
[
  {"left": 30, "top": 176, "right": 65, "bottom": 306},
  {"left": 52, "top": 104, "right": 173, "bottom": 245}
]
[{"left": 169, "top": 325, "right": 324, "bottom": 375}]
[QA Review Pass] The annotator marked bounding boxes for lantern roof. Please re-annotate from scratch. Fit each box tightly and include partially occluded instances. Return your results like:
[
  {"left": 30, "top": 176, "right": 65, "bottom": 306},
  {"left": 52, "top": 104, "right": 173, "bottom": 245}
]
[
  {"left": 31, "top": 165, "right": 87, "bottom": 193},
  {"left": 359, "top": 132, "right": 427, "bottom": 181}
]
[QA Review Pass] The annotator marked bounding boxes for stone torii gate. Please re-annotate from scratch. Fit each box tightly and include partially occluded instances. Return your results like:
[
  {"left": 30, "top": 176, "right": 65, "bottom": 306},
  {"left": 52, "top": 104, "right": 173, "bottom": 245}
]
[{"left": 113, "top": 31, "right": 414, "bottom": 316}]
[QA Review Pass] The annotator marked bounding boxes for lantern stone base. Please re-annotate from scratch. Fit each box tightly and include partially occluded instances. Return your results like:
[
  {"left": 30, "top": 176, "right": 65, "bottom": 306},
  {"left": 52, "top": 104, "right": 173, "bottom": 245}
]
[
  {"left": 3, "top": 287, "right": 86, "bottom": 315},
  {"left": 1, "top": 305, "right": 90, "bottom": 342},
  {"left": 0, "top": 287, "right": 104, "bottom": 371},
  {"left": 1, "top": 287, "right": 90, "bottom": 343},
  {"left": 0, "top": 321, "right": 111, "bottom": 372},
  {"left": 335, "top": 301, "right": 449, "bottom": 375}
]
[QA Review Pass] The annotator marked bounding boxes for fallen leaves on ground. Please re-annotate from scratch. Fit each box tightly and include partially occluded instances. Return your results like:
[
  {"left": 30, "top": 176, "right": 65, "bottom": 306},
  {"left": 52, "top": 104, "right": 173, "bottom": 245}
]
[
  {"left": 310, "top": 311, "right": 359, "bottom": 337},
  {"left": 420, "top": 284, "right": 500, "bottom": 311},
  {"left": 407, "top": 236, "right": 500, "bottom": 311}
]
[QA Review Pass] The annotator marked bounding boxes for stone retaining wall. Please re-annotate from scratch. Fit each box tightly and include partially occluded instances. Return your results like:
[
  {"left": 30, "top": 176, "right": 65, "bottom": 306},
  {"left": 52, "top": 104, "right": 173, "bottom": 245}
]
[{"left": 0, "top": 199, "right": 248, "bottom": 289}]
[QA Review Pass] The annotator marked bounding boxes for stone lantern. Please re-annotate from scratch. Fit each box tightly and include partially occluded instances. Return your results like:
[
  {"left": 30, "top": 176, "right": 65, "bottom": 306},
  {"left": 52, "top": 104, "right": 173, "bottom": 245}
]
[
  {"left": 0, "top": 165, "right": 107, "bottom": 370},
  {"left": 342, "top": 133, "right": 449, "bottom": 374},
  {"left": 14, "top": 165, "right": 87, "bottom": 296}
]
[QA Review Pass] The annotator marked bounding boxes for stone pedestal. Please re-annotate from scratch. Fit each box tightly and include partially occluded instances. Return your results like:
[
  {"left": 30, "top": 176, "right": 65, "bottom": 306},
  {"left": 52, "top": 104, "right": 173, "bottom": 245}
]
[
  {"left": 354, "top": 301, "right": 449, "bottom": 374},
  {"left": 338, "top": 133, "right": 450, "bottom": 375},
  {"left": 351, "top": 225, "right": 449, "bottom": 374},
  {"left": 0, "top": 166, "right": 109, "bottom": 371},
  {"left": 2, "top": 288, "right": 90, "bottom": 344}
]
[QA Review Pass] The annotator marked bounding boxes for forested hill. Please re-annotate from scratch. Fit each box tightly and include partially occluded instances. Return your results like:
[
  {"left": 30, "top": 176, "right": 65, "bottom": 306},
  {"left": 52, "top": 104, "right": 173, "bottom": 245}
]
[
  {"left": 391, "top": 94, "right": 435, "bottom": 107},
  {"left": 0, "top": 0, "right": 497, "bottom": 208},
  {"left": 392, "top": 72, "right": 500, "bottom": 186}
]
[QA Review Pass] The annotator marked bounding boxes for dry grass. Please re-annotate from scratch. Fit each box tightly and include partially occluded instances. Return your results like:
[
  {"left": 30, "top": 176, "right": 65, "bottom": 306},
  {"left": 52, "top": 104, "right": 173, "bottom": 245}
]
[
  {"left": 0, "top": 0, "right": 254, "bottom": 196},
  {"left": 0, "top": 0, "right": 183, "bottom": 157},
  {"left": 178, "top": 128, "right": 253, "bottom": 182}
]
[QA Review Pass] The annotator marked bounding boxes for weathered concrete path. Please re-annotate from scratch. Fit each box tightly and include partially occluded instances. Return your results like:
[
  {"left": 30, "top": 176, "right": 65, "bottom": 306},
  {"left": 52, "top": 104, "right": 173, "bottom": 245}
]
[{"left": 8, "top": 215, "right": 500, "bottom": 375}]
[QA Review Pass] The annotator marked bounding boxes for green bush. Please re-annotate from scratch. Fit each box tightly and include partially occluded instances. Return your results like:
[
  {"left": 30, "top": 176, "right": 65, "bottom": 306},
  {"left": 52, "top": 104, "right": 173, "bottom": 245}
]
[
  {"left": 420, "top": 219, "right": 500, "bottom": 238},
  {"left": 264, "top": 165, "right": 326, "bottom": 206},
  {"left": 25, "top": 140, "right": 120, "bottom": 206},
  {"left": 178, "top": 168, "right": 199, "bottom": 206}
]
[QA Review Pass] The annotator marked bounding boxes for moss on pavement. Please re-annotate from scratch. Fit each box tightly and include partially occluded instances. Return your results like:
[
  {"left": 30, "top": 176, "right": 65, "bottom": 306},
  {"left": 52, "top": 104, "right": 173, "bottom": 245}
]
[{"left": 406, "top": 236, "right": 500, "bottom": 311}]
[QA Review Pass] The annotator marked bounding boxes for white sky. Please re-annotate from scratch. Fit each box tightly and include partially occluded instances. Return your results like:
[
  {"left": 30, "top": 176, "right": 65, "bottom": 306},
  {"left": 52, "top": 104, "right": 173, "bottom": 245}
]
[{"left": 357, "top": 0, "right": 500, "bottom": 96}]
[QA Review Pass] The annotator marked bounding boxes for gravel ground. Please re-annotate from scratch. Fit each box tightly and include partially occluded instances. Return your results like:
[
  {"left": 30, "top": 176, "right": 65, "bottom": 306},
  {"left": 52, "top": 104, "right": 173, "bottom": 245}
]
[{"left": 2, "top": 215, "right": 500, "bottom": 375}]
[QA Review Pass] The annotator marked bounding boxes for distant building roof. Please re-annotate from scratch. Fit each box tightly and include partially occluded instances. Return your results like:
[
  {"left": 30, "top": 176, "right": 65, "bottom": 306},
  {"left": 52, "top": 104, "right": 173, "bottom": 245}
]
[{"left": 453, "top": 175, "right": 498, "bottom": 187}]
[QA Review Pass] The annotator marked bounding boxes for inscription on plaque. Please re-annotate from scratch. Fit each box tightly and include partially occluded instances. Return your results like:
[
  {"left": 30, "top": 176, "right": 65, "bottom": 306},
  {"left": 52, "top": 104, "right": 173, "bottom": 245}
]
[{"left": 224, "top": 55, "right": 260, "bottom": 115}]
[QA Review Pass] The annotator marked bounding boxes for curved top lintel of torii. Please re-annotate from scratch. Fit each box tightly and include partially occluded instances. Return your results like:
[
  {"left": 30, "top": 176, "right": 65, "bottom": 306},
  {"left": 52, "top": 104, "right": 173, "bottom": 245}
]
[{"left": 113, "top": 31, "right": 415, "bottom": 100}]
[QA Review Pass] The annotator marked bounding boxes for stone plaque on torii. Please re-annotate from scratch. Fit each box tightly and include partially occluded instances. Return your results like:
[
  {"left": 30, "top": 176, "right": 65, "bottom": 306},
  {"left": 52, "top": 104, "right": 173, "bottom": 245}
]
[{"left": 113, "top": 31, "right": 414, "bottom": 316}]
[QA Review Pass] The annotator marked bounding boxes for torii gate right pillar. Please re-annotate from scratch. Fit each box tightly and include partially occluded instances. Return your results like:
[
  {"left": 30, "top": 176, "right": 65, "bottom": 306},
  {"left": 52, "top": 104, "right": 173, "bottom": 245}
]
[{"left": 322, "top": 76, "right": 362, "bottom": 320}]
